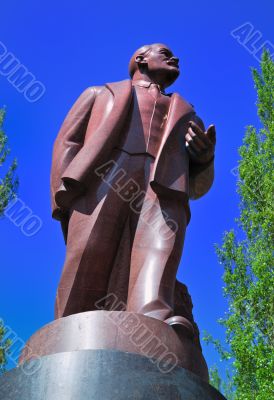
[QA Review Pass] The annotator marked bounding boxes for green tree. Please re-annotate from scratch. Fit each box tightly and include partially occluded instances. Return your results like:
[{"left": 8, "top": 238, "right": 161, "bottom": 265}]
[
  {"left": 209, "top": 51, "right": 274, "bottom": 399},
  {"left": 0, "top": 321, "right": 11, "bottom": 374},
  {"left": 0, "top": 107, "right": 18, "bottom": 373},
  {"left": 0, "top": 107, "right": 18, "bottom": 216},
  {"left": 208, "top": 365, "right": 234, "bottom": 400}
]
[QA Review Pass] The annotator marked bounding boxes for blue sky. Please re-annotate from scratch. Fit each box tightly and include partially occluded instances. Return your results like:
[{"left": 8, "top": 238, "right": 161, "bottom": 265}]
[{"left": 0, "top": 0, "right": 273, "bottom": 372}]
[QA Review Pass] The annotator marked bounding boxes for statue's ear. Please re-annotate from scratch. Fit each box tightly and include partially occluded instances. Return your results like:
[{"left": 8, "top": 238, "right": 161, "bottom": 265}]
[{"left": 135, "top": 55, "right": 147, "bottom": 66}]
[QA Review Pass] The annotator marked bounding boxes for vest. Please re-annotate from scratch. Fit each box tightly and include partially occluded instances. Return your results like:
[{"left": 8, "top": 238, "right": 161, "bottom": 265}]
[{"left": 117, "top": 82, "right": 171, "bottom": 158}]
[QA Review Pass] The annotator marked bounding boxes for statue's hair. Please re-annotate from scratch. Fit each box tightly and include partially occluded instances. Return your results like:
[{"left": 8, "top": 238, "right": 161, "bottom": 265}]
[{"left": 128, "top": 44, "right": 154, "bottom": 78}]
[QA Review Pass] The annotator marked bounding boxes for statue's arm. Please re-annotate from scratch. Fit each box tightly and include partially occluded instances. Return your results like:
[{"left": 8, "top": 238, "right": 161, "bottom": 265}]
[
  {"left": 187, "top": 115, "right": 216, "bottom": 200},
  {"left": 50, "top": 87, "right": 97, "bottom": 220}
]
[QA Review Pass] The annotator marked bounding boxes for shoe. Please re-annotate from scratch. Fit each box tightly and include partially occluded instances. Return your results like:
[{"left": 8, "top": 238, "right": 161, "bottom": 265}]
[{"left": 164, "top": 315, "right": 194, "bottom": 338}]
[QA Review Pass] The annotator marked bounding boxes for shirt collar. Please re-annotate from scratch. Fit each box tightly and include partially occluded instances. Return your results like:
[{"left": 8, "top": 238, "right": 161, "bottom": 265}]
[{"left": 132, "top": 79, "right": 166, "bottom": 94}]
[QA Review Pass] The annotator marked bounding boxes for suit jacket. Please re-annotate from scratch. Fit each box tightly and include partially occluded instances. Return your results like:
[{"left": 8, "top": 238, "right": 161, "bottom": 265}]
[{"left": 50, "top": 80, "right": 214, "bottom": 221}]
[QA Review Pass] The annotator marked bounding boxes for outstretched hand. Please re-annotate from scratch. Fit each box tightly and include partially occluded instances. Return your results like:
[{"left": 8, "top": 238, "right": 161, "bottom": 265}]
[{"left": 185, "top": 121, "right": 216, "bottom": 164}]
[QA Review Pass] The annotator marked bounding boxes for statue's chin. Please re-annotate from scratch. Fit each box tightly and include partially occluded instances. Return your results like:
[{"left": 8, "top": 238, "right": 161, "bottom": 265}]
[{"left": 163, "top": 70, "right": 179, "bottom": 87}]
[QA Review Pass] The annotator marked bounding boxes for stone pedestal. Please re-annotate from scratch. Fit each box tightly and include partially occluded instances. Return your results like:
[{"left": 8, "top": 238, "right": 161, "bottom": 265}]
[
  {"left": 0, "top": 311, "right": 226, "bottom": 399},
  {"left": 0, "top": 350, "right": 226, "bottom": 399}
]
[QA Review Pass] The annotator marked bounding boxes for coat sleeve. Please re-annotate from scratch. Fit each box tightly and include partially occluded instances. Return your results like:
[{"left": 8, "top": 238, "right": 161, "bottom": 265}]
[
  {"left": 188, "top": 115, "right": 215, "bottom": 200},
  {"left": 50, "top": 87, "right": 98, "bottom": 220}
]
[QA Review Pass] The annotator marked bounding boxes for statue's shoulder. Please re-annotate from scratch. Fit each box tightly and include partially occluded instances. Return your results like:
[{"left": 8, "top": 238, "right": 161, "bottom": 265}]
[
  {"left": 173, "top": 92, "right": 195, "bottom": 111},
  {"left": 93, "top": 85, "right": 105, "bottom": 94},
  {"left": 76, "top": 86, "right": 104, "bottom": 102},
  {"left": 172, "top": 94, "right": 204, "bottom": 127},
  {"left": 84, "top": 85, "right": 105, "bottom": 97},
  {"left": 83, "top": 80, "right": 131, "bottom": 98},
  {"left": 169, "top": 92, "right": 195, "bottom": 117},
  {"left": 105, "top": 79, "right": 132, "bottom": 94}
]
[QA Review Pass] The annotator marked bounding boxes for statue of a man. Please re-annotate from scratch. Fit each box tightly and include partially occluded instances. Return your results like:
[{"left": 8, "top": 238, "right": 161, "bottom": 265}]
[{"left": 51, "top": 43, "right": 216, "bottom": 332}]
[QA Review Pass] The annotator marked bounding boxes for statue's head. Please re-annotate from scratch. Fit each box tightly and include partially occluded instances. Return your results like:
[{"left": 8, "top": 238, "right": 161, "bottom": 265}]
[{"left": 129, "top": 43, "right": 180, "bottom": 89}]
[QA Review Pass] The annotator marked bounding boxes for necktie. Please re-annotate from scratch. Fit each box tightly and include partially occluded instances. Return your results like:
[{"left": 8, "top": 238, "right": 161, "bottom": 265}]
[{"left": 148, "top": 83, "right": 161, "bottom": 100}]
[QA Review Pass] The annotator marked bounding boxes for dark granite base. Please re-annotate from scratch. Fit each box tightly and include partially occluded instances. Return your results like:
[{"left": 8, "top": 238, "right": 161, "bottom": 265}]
[{"left": 0, "top": 349, "right": 226, "bottom": 400}]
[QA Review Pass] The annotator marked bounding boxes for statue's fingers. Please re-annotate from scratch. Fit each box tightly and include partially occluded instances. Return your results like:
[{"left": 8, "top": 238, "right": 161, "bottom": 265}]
[
  {"left": 189, "top": 121, "right": 211, "bottom": 145},
  {"left": 188, "top": 127, "right": 207, "bottom": 149},
  {"left": 186, "top": 143, "right": 198, "bottom": 160},
  {"left": 189, "top": 121, "right": 204, "bottom": 137},
  {"left": 185, "top": 133, "right": 201, "bottom": 153},
  {"left": 206, "top": 125, "right": 216, "bottom": 144}
]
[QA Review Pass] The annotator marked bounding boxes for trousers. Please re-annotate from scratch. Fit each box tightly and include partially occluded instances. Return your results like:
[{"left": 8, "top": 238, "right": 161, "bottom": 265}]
[{"left": 55, "top": 149, "right": 187, "bottom": 320}]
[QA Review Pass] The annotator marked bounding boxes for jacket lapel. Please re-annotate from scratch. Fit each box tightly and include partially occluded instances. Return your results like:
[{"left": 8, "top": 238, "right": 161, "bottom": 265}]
[
  {"left": 154, "top": 93, "right": 194, "bottom": 168},
  {"left": 63, "top": 80, "right": 132, "bottom": 183}
]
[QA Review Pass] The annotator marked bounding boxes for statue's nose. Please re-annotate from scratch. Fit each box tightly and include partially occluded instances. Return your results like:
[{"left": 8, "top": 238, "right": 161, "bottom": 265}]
[{"left": 170, "top": 57, "right": 179, "bottom": 65}]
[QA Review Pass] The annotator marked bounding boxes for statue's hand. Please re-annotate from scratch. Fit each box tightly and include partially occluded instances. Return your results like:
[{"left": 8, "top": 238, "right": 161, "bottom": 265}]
[{"left": 185, "top": 121, "right": 216, "bottom": 164}]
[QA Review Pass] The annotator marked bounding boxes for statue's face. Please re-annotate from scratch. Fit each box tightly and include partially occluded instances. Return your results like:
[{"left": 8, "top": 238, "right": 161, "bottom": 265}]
[{"left": 143, "top": 44, "right": 180, "bottom": 88}]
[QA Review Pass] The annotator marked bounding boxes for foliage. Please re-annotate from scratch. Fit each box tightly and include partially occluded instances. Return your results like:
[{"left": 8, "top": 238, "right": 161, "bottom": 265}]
[
  {"left": 0, "top": 321, "right": 11, "bottom": 374},
  {"left": 0, "top": 107, "right": 18, "bottom": 373},
  {"left": 0, "top": 108, "right": 18, "bottom": 216},
  {"left": 207, "top": 51, "right": 274, "bottom": 399},
  {"left": 208, "top": 365, "right": 235, "bottom": 400}
]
